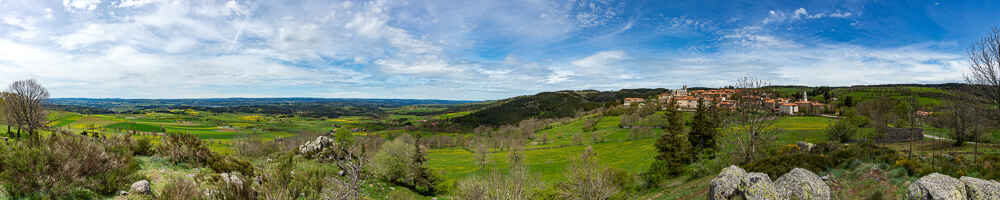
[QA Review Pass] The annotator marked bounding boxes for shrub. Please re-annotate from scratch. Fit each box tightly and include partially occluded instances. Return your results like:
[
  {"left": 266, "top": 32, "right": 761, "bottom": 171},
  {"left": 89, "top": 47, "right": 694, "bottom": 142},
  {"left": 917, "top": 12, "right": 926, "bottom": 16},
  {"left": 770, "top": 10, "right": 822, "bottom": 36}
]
[
  {"left": 826, "top": 119, "right": 857, "bottom": 143},
  {"left": 0, "top": 135, "right": 142, "bottom": 198},
  {"left": 159, "top": 133, "right": 213, "bottom": 165},
  {"left": 557, "top": 147, "right": 619, "bottom": 200},
  {"left": 133, "top": 136, "right": 155, "bottom": 156},
  {"left": 371, "top": 135, "right": 439, "bottom": 195},
  {"left": 159, "top": 176, "right": 204, "bottom": 200},
  {"left": 642, "top": 130, "right": 692, "bottom": 187},
  {"left": 743, "top": 153, "right": 832, "bottom": 180}
]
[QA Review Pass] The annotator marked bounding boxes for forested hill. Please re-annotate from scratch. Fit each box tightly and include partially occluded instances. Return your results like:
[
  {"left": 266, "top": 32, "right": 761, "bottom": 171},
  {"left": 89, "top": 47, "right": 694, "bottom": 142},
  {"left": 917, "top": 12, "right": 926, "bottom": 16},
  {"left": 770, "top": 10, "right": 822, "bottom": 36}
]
[{"left": 451, "top": 88, "right": 669, "bottom": 128}]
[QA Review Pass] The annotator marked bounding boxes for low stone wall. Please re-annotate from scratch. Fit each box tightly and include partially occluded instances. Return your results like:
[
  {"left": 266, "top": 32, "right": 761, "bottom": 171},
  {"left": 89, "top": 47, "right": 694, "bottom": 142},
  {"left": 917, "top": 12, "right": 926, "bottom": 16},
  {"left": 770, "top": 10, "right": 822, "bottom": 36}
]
[{"left": 875, "top": 127, "right": 923, "bottom": 143}]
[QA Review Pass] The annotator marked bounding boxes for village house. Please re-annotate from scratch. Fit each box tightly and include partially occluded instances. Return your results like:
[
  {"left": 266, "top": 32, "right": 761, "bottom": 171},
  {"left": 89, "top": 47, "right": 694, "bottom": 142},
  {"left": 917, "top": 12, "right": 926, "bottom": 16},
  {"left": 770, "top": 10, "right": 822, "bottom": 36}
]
[{"left": 623, "top": 98, "right": 646, "bottom": 106}]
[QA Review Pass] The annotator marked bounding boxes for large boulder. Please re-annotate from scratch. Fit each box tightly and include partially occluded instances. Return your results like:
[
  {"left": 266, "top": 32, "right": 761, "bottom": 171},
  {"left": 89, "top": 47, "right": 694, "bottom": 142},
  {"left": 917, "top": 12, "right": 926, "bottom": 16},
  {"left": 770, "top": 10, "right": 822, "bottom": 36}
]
[
  {"left": 908, "top": 173, "right": 967, "bottom": 200},
  {"left": 710, "top": 165, "right": 747, "bottom": 200},
  {"left": 774, "top": 168, "right": 831, "bottom": 200},
  {"left": 742, "top": 172, "right": 785, "bottom": 200},
  {"left": 298, "top": 136, "right": 336, "bottom": 156},
  {"left": 960, "top": 176, "right": 1000, "bottom": 200},
  {"left": 129, "top": 180, "right": 151, "bottom": 195}
]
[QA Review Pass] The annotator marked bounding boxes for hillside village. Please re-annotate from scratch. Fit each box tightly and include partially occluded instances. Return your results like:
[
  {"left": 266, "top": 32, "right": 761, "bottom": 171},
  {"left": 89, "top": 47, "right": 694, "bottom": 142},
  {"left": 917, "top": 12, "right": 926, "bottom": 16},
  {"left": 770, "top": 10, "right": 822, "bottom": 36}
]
[{"left": 624, "top": 86, "right": 829, "bottom": 115}]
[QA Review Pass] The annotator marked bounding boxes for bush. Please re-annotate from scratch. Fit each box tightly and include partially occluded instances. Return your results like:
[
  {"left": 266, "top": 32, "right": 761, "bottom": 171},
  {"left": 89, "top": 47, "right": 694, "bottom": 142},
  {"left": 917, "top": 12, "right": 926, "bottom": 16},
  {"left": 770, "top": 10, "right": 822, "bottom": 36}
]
[
  {"left": 133, "top": 136, "right": 155, "bottom": 156},
  {"left": 159, "top": 176, "right": 204, "bottom": 200},
  {"left": 159, "top": 133, "right": 254, "bottom": 176},
  {"left": 743, "top": 153, "right": 832, "bottom": 180},
  {"left": 0, "top": 135, "right": 142, "bottom": 198},
  {"left": 826, "top": 119, "right": 857, "bottom": 143},
  {"left": 372, "top": 135, "right": 439, "bottom": 195},
  {"left": 159, "top": 133, "right": 213, "bottom": 165}
]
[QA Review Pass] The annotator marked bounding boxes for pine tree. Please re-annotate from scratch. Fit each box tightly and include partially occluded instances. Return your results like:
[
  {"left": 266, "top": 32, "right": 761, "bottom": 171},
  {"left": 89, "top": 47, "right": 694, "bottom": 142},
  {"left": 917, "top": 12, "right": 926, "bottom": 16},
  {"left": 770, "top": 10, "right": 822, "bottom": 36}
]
[
  {"left": 642, "top": 100, "right": 693, "bottom": 186},
  {"left": 689, "top": 99, "right": 718, "bottom": 158}
]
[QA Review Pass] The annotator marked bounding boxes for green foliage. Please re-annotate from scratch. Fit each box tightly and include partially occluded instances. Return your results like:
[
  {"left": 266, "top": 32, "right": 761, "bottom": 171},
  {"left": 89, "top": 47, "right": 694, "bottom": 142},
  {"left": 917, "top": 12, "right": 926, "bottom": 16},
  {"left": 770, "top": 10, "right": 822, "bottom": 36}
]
[
  {"left": 158, "top": 133, "right": 254, "bottom": 176},
  {"left": 105, "top": 122, "right": 163, "bottom": 132},
  {"left": 452, "top": 89, "right": 668, "bottom": 128},
  {"left": 334, "top": 127, "right": 353, "bottom": 144},
  {"left": 372, "top": 135, "right": 439, "bottom": 195},
  {"left": 643, "top": 121, "right": 692, "bottom": 186},
  {"left": 0, "top": 135, "right": 142, "bottom": 198},
  {"left": 133, "top": 136, "right": 155, "bottom": 156},
  {"left": 827, "top": 119, "right": 858, "bottom": 143},
  {"left": 689, "top": 100, "right": 718, "bottom": 156}
]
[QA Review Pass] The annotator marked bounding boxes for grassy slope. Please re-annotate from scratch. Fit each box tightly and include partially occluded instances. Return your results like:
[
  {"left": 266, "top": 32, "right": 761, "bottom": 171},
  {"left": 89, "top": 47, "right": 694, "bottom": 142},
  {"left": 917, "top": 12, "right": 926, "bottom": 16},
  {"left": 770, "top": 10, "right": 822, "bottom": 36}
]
[{"left": 425, "top": 114, "right": 837, "bottom": 199}]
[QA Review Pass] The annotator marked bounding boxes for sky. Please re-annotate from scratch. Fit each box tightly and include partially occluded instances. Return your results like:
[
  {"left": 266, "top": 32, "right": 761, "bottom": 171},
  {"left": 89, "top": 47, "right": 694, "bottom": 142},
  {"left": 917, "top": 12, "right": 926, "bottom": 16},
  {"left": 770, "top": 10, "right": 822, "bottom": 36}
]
[{"left": 0, "top": 0, "right": 998, "bottom": 100}]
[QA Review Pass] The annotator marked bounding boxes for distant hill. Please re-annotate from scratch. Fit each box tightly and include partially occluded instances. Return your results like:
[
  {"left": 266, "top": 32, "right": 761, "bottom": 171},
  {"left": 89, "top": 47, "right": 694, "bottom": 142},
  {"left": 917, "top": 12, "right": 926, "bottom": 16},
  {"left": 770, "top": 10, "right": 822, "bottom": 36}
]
[
  {"left": 450, "top": 88, "right": 669, "bottom": 128},
  {"left": 44, "top": 98, "right": 481, "bottom": 118}
]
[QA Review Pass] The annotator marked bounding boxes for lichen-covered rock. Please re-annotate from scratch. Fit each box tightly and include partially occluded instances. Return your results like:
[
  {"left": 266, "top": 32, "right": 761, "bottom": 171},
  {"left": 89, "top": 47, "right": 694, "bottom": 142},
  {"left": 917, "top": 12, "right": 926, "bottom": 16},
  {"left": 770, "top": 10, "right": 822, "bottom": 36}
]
[
  {"left": 710, "top": 165, "right": 747, "bottom": 200},
  {"left": 908, "top": 173, "right": 967, "bottom": 200},
  {"left": 298, "top": 136, "right": 336, "bottom": 156},
  {"left": 220, "top": 173, "right": 245, "bottom": 186},
  {"left": 742, "top": 172, "right": 785, "bottom": 200},
  {"left": 129, "top": 180, "right": 151, "bottom": 195},
  {"left": 775, "top": 168, "right": 831, "bottom": 200},
  {"left": 960, "top": 176, "right": 1000, "bottom": 200}
]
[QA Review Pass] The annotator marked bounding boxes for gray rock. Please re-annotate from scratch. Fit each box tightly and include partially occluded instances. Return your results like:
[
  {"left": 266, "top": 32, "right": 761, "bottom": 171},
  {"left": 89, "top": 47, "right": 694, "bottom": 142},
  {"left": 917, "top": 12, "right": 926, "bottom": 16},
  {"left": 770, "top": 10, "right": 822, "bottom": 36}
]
[
  {"left": 118, "top": 190, "right": 129, "bottom": 196},
  {"left": 220, "top": 173, "right": 245, "bottom": 186},
  {"left": 298, "top": 136, "right": 336, "bottom": 156},
  {"left": 710, "top": 165, "right": 747, "bottom": 200},
  {"left": 775, "top": 168, "right": 831, "bottom": 200},
  {"left": 796, "top": 141, "right": 815, "bottom": 152},
  {"left": 129, "top": 180, "right": 151, "bottom": 195},
  {"left": 742, "top": 172, "right": 785, "bottom": 200},
  {"left": 960, "top": 176, "right": 1000, "bottom": 200},
  {"left": 908, "top": 173, "right": 967, "bottom": 200}
]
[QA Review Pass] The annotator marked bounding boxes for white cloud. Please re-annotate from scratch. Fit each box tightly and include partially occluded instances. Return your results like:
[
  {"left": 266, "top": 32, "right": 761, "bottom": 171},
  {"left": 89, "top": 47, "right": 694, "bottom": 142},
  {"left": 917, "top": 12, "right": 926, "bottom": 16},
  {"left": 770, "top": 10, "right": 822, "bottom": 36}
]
[
  {"left": 63, "top": 0, "right": 101, "bottom": 11},
  {"left": 763, "top": 8, "right": 854, "bottom": 24},
  {"left": 116, "top": 0, "right": 160, "bottom": 8},
  {"left": 572, "top": 50, "right": 626, "bottom": 68}
]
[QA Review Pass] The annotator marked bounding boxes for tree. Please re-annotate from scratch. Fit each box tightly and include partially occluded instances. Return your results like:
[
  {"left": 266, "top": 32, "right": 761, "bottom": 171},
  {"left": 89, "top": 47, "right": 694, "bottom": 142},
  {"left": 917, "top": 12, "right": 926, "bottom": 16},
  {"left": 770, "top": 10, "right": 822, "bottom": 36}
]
[
  {"left": 372, "top": 135, "right": 439, "bottom": 195},
  {"left": 642, "top": 99, "right": 692, "bottom": 186},
  {"left": 558, "top": 146, "right": 619, "bottom": 200},
  {"left": 2, "top": 79, "right": 49, "bottom": 140},
  {"left": 582, "top": 117, "right": 599, "bottom": 132},
  {"left": 731, "top": 76, "right": 778, "bottom": 163},
  {"left": 826, "top": 119, "right": 857, "bottom": 143},
  {"left": 965, "top": 26, "right": 1000, "bottom": 115},
  {"left": 689, "top": 99, "right": 719, "bottom": 157},
  {"left": 334, "top": 127, "right": 353, "bottom": 144}
]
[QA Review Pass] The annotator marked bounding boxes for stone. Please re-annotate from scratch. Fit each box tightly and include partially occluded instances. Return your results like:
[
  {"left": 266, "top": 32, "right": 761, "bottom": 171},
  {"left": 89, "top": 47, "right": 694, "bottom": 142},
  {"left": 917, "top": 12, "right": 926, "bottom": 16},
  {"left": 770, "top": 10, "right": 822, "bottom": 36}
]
[
  {"left": 220, "top": 173, "right": 245, "bottom": 186},
  {"left": 710, "top": 165, "right": 747, "bottom": 200},
  {"left": 959, "top": 176, "right": 1000, "bottom": 200},
  {"left": 796, "top": 141, "right": 815, "bottom": 152},
  {"left": 298, "top": 136, "right": 336, "bottom": 156},
  {"left": 118, "top": 190, "right": 129, "bottom": 196},
  {"left": 129, "top": 180, "right": 151, "bottom": 195},
  {"left": 774, "top": 168, "right": 831, "bottom": 200},
  {"left": 741, "top": 172, "right": 785, "bottom": 200},
  {"left": 908, "top": 173, "right": 967, "bottom": 200}
]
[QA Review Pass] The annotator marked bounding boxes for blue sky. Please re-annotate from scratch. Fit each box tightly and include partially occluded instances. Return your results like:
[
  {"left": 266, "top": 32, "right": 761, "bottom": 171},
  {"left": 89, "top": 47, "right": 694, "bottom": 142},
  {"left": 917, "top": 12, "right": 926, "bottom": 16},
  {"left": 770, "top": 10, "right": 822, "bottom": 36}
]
[{"left": 0, "top": 0, "right": 997, "bottom": 100}]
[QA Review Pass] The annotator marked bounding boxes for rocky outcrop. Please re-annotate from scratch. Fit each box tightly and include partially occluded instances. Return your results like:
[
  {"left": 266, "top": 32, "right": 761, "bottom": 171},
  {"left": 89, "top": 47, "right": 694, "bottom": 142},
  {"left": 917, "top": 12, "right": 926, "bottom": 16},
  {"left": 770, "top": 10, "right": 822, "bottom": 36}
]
[
  {"left": 298, "top": 136, "right": 336, "bottom": 156},
  {"left": 710, "top": 165, "right": 746, "bottom": 199},
  {"left": 742, "top": 172, "right": 783, "bottom": 200},
  {"left": 775, "top": 168, "right": 831, "bottom": 200},
  {"left": 710, "top": 165, "right": 831, "bottom": 200},
  {"left": 129, "top": 180, "right": 151, "bottom": 195},
  {"left": 908, "top": 173, "right": 967, "bottom": 200},
  {"left": 220, "top": 173, "right": 245, "bottom": 186},
  {"left": 960, "top": 176, "right": 1000, "bottom": 200}
]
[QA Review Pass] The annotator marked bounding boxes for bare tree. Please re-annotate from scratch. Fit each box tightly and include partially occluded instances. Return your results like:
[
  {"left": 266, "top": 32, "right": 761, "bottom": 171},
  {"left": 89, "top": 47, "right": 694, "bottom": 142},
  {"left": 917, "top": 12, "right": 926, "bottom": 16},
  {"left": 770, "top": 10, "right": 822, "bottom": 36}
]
[
  {"left": 731, "top": 76, "right": 778, "bottom": 163},
  {"left": 966, "top": 26, "right": 1000, "bottom": 116},
  {"left": 558, "top": 146, "right": 619, "bottom": 200},
  {"left": 3, "top": 79, "right": 49, "bottom": 140}
]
